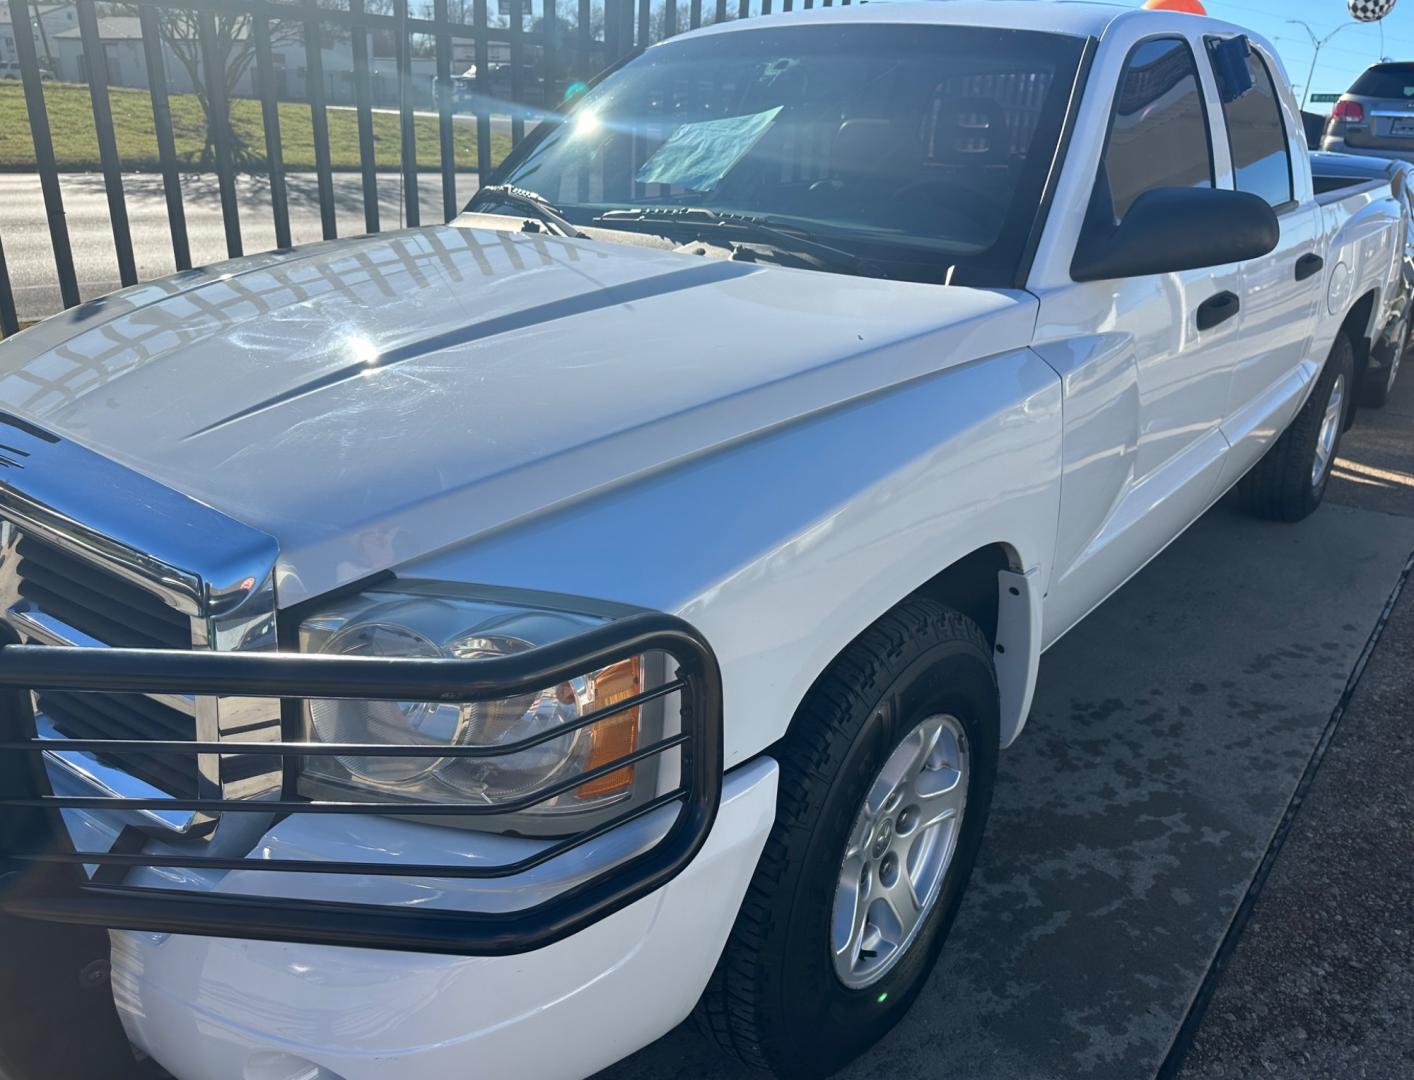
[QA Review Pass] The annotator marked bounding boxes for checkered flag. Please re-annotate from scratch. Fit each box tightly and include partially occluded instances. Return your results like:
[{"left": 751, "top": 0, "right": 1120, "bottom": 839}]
[{"left": 1348, "top": 0, "right": 1396, "bottom": 22}]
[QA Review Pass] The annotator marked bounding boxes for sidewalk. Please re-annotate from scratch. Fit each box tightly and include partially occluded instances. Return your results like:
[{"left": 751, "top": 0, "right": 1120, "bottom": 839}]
[{"left": 1174, "top": 370, "right": 1414, "bottom": 1078}]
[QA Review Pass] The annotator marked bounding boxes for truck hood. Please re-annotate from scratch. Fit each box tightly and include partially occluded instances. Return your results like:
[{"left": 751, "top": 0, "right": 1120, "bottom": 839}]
[{"left": 0, "top": 225, "right": 1036, "bottom": 603}]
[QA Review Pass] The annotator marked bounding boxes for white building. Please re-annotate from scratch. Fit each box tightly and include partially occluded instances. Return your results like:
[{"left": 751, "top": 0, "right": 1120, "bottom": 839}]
[
  {"left": 23, "top": 8, "right": 549, "bottom": 109},
  {"left": 50, "top": 16, "right": 379, "bottom": 105},
  {"left": 0, "top": 3, "right": 78, "bottom": 71}
]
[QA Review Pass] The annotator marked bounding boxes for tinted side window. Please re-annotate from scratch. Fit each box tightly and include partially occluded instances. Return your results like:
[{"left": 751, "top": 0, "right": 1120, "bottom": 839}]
[
  {"left": 1210, "top": 41, "right": 1292, "bottom": 207},
  {"left": 1102, "top": 37, "right": 1213, "bottom": 221}
]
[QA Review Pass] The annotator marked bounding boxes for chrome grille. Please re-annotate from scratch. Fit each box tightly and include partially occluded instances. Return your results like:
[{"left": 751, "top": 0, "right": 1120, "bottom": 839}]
[
  {"left": 8, "top": 531, "right": 200, "bottom": 798},
  {"left": 36, "top": 690, "right": 198, "bottom": 799},
  {"left": 15, "top": 534, "right": 192, "bottom": 651},
  {"left": 0, "top": 414, "right": 282, "bottom": 835}
]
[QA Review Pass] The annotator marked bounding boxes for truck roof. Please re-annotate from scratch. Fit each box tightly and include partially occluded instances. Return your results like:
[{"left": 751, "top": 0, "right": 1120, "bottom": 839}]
[{"left": 681, "top": 0, "right": 1245, "bottom": 43}]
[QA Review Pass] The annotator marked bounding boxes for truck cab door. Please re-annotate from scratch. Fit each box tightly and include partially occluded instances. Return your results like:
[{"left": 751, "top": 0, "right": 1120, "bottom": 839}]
[
  {"left": 1206, "top": 36, "right": 1325, "bottom": 489},
  {"left": 1028, "top": 34, "right": 1244, "bottom": 645}
]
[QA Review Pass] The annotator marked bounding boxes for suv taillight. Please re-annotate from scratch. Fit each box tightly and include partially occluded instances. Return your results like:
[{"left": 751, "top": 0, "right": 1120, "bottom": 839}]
[{"left": 1332, "top": 100, "right": 1365, "bottom": 123}]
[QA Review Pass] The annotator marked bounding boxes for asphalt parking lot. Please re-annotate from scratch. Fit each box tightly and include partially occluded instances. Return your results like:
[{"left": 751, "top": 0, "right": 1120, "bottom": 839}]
[{"left": 594, "top": 376, "right": 1414, "bottom": 1080}]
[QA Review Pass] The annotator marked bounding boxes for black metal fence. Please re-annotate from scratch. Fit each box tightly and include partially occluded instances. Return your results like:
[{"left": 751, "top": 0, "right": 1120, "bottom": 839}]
[{"left": 0, "top": 0, "right": 853, "bottom": 338}]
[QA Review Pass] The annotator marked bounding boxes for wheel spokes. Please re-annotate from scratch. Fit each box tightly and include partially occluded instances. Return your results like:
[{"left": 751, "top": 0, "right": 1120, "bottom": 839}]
[
  {"left": 882, "top": 871, "right": 924, "bottom": 943},
  {"left": 1313, "top": 373, "right": 1345, "bottom": 486},
  {"left": 910, "top": 768, "right": 965, "bottom": 830},
  {"left": 832, "top": 853, "right": 871, "bottom": 961},
  {"left": 830, "top": 713, "right": 971, "bottom": 988}
]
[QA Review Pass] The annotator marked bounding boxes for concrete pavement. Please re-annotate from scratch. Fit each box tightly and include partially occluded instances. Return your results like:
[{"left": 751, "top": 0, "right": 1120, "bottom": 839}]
[
  {"left": 0, "top": 171, "right": 482, "bottom": 323},
  {"left": 1171, "top": 370, "right": 1414, "bottom": 1080},
  {"left": 1177, "top": 539, "right": 1414, "bottom": 1080}
]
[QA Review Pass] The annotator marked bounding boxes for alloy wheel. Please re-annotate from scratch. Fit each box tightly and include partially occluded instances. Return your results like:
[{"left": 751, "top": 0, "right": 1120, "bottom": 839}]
[
  {"left": 1312, "top": 372, "right": 1345, "bottom": 488},
  {"left": 830, "top": 713, "right": 969, "bottom": 989}
]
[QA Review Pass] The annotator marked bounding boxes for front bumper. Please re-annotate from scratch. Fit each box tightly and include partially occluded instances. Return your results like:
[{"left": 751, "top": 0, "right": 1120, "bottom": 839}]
[
  {"left": 0, "top": 612, "right": 722, "bottom": 955},
  {"left": 113, "top": 756, "right": 777, "bottom": 1080}
]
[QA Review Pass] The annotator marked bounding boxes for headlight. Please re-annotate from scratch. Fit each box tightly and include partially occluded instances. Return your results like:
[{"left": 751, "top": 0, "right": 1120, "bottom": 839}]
[{"left": 298, "top": 587, "right": 670, "bottom": 833}]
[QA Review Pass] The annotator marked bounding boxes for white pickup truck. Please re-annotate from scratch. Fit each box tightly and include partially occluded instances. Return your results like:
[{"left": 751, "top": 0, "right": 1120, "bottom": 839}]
[{"left": 0, "top": 4, "right": 1403, "bottom": 1080}]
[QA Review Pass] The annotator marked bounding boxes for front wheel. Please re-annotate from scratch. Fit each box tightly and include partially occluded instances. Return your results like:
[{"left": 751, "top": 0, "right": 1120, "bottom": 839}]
[
  {"left": 695, "top": 599, "right": 999, "bottom": 1079},
  {"left": 1239, "top": 332, "right": 1355, "bottom": 522}
]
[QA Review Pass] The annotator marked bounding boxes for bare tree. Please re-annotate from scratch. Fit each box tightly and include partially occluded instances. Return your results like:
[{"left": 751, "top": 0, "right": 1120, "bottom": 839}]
[
  {"left": 113, "top": 5, "right": 271, "bottom": 165},
  {"left": 122, "top": 5, "right": 315, "bottom": 166}
]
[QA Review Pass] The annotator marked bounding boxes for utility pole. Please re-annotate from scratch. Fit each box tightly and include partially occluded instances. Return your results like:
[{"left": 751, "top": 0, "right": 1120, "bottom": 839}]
[
  {"left": 33, "top": 4, "right": 55, "bottom": 68},
  {"left": 1287, "top": 18, "right": 1361, "bottom": 111}
]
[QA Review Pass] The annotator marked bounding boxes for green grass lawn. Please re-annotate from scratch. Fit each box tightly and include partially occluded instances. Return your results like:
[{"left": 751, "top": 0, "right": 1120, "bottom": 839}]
[{"left": 0, "top": 80, "right": 512, "bottom": 172}]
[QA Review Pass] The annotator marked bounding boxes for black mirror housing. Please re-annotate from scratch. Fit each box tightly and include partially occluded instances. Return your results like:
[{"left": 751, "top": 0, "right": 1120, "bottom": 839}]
[{"left": 1070, "top": 187, "right": 1279, "bottom": 282}]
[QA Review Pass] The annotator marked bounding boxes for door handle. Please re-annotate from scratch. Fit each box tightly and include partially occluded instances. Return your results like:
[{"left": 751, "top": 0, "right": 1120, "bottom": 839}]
[
  {"left": 1196, "top": 290, "right": 1240, "bottom": 331},
  {"left": 1295, "top": 253, "right": 1324, "bottom": 281}
]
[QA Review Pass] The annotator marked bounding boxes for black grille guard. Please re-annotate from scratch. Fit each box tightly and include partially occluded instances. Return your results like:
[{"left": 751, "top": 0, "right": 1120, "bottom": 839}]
[{"left": 0, "top": 613, "right": 723, "bottom": 956}]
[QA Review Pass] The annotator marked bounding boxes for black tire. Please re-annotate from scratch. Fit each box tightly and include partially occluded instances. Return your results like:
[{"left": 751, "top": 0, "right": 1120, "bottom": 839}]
[
  {"left": 1238, "top": 332, "right": 1355, "bottom": 522},
  {"left": 695, "top": 598, "right": 999, "bottom": 1080},
  {"left": 1359, "top": 318, "right": 1407, "bottom": 409}
]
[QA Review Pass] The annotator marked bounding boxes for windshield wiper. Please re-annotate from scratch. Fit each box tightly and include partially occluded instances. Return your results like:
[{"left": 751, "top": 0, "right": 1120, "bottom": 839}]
[
  {"left": 591, "top": 207, "right": 884, "bottom": 278},
  {"left": 470, "top": 184, "right": 584, "bottom": 238}
]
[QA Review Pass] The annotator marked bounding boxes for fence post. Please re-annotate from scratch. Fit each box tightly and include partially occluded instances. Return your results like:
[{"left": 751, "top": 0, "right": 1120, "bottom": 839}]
[
  {"left": 474, "top": 0, "right": 492, "bottom": 184},
  {"left": 305, "top": 18, "right": 338, "bottom": 241},
  {"left": 434, "top": 0, "right": 457, "bottom": 221},
  {"left": 0, "top": 233, "right": 17, "bottom": 338},
  {"left": 7, "top": 0, "right": 79, "bottom": 309},
  {"left": 76, "top": 0, "right": 137, "bottom": 287},
  {"left": 394, "top": 0, "right": 420, "bottom": 226},
  {"left": 253, "top": 15, "right": 292, "bottom": 250},
  {"left": 509, "top": 0, "right": 525, "bottom": 145},
  {"left": 349, "top": 0, "right": 380, "bottom": 235},
  {"left": 138, "top": 5, "right": 191, "bottom": 270},
  {"left": 546, "top": 0, "right": 563, "bottom": 106},
  {"left": 577, "top": 0, "right": 590, "bottom": 84},
  {"left": 197, "top": 8, "right": 243, "bottom": 258}
]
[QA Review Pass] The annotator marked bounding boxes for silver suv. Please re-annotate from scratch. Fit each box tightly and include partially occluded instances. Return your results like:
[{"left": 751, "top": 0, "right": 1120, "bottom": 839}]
[{"left": 1323, "top": 62, "right": 1414, "bottom": 162}]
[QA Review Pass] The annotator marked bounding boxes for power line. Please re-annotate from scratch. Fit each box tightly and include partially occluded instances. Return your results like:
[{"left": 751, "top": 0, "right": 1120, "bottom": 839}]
[{"left": 1274, "top": 38, "right": 1389, "bottom": 61}]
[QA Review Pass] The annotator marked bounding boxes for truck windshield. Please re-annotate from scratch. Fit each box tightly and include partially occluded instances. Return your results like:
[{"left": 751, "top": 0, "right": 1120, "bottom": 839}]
[{"left": 478, "top": 24, "right": 1084, "bottom": 286}]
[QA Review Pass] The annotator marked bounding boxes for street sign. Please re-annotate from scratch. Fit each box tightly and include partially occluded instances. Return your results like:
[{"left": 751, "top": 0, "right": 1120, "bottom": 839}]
[{"left": 1309, "top": 93, "right": 1341, "bottom": 103}]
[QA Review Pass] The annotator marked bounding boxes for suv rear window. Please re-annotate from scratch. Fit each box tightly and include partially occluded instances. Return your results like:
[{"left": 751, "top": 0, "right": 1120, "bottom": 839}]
[{"left": 1350, "top": 64, "right": 1414, "bottom": 99}]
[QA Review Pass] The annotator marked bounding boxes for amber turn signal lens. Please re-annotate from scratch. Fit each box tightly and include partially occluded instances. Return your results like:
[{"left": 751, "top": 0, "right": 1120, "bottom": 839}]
[{"left": 576, "top": 657, "right": 642, "bottom": 798}]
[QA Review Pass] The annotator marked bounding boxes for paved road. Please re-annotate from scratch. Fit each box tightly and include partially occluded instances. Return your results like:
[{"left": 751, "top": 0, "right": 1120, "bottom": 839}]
[
  {"left": 327, "top": 105, "right": 528, "bottom": 127},
  {"left": 0, "top": 171, "right": 482, "bottom": 323}
]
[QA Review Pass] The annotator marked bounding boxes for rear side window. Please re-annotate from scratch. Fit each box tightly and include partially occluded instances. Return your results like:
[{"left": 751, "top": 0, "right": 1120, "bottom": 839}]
[
  {"left": 1350, "top": 64, "right": 1414, "bottom": 99},
  {"left": 1209, "top": 39, "right": 1293, "bottom": 207},
  {"left": 1101, "top": 37, "right": 1213, "bottom": 221}
]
